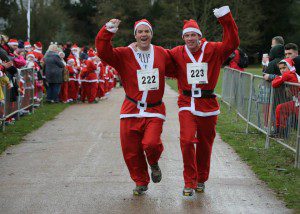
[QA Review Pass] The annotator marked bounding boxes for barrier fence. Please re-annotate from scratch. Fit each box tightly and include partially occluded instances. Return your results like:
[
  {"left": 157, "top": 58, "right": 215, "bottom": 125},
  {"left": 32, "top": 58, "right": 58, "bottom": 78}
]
[
  {"left": 221, "top": 67, "right": 300, "bottom": 168},
  {"left": 0, "top": 68, "right": 42, "bottom": 131}
]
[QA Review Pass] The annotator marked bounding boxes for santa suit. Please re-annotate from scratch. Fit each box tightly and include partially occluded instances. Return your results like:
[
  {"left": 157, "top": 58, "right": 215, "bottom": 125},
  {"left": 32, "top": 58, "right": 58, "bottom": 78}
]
[
  {"left": 33, "top": 49, "right": 44, "bottom": 62},
  {"left": 97, "top": 62, "right": 106, "bottom": 98},
  {"left": 104, "top": 65, "right": 111, "bottom": 95},
  {"left": 168, "top": 8, "right": 239, "bottom": 188},
  {"left": 85, "top": 61, "right": 99, "bottom": 103},
  {"left": 95, "top": 24, "right": 174, "bottom": 186},
  {"left": 272, "top": 70, "right": 299, "bottom": 129},
  {"left": 67, "top": 65, "right": 80, "bottom": 100}
]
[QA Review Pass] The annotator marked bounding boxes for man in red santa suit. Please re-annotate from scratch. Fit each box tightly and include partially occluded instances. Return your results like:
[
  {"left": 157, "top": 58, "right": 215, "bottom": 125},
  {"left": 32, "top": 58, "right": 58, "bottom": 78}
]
[
  {"left": 167, "top": 6, "right": 239, "bottom": 196},
  {"left": 68, "top": 44, "right": 81, "bottom": 68},
  {"left": 95, "top": 18, "right": 174, "bottom": 195},
  {"left": 33, "top": 42, "right": 44, "bottom": 62}
]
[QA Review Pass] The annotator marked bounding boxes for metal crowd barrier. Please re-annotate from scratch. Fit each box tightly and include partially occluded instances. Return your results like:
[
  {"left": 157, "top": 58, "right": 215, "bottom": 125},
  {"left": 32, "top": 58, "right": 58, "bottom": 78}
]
[
  {"left": 221, "top": 67, "right": 300, "bottom": 168},
  {"left": 0, "top": 68, "right": 36, "bottom": 131}
]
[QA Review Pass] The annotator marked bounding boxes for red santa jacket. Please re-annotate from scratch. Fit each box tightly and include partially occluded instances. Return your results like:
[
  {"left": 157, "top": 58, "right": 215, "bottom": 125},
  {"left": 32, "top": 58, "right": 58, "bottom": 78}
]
[
  {"left": 168, "top": 10, "right": 239, "bottom": 117},
  {"left": 80, "top": 60, "right": 98, "bottom": 82},
  {"left": 272, "top": 71, "right": 298, "bottom": 88},
  {"left": 95, "top": 26, "right": 174, "bottom": 120},
  {"left": 33, "top": 50, "right": 44, "bottom": 62},
  {"left": 68, "top": 53, "right": 81, "bottom": 68}
]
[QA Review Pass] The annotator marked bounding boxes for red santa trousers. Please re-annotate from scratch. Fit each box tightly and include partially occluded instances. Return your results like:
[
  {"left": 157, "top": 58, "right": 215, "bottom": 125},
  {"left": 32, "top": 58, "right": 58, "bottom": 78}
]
[
  {"left": 80, "top": 82, "right": 88, "bottom": 102},
  {"left": 120, "top": 117, "right": 164, "bottom": 186},
  {"left": 87, "top": 82, "right": 98, "bottom": 103},
  {"left": 68, "top": 80, "right": 79, "bottom": 100},
  {"left": 179, "top": 110, "right": 217, "bottom": 189},
  {"left": 97, "top": 83, "right": 105, "bottom": 98},
  {"left": 59, "top": 82, "right": 69, "bottom": 102},
  {"left": 275, "top": 101, "right": 299, "bottom": 128}
]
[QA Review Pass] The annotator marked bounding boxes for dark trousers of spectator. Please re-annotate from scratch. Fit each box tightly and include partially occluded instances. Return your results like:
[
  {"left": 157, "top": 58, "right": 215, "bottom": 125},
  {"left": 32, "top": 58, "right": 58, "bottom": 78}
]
[{"left": 46, "top": 83, "right": 61, "bottom": 102}]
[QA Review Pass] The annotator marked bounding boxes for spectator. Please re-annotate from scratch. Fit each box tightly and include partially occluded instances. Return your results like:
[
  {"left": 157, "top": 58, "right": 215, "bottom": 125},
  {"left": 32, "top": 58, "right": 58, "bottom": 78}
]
[
  {"left": 24, "top": 41, "right": 32, "bottom": 53},
  {"left": 33, "top": 42, "right": 44, "bottom": 62},
  {"left": 271, "top": 36, "right": 284, "bottom": 49},
  {"left": 228, "top": 48, "right": 248, "bottom": 71},
  {"left": 58, "top": 50, "right": 69, "bottom": 103},
  {"left": 0, "top": 65, "right": 11, "bottom": 105},
  {"left": 272, "top": 58, "right": 299, "bottom": 138},
  {"left": 263, "top": 44, "right": 285, "bottom": 81},
  {"left": 43, "top": 44, "right": 65, "bottom": 103},
  {"left": 63, "top": 42, "right": 72, "bottom": 61},
  {"left": 285, "top": 43, "right": 300, "bottom": 75},
  {"left": 80, "top": 46, "right": 89, "bottom": 62}
]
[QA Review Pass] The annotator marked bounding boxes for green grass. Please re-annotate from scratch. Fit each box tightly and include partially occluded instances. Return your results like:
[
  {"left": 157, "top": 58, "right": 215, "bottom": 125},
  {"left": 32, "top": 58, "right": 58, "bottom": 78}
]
[
  {"left": 166, "top": 73, "right": 300, "bottom": 210},
  {"left": 0, "top": 102, "right": 70, "bottom": 154}
]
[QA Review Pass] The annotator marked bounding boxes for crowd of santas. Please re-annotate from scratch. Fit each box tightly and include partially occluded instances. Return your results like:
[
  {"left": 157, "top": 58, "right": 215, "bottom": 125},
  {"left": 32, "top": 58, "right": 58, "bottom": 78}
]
[{"left": 0, "top": 37, "right": 119, "bottom": 107}]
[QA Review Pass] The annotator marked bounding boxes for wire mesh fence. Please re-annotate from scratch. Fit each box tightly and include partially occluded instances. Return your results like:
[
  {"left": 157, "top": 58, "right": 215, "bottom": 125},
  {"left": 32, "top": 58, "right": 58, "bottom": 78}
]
[
  {"left": 0, "top": 68, "right": 38, "bottom": 131},
  {"left": 221, "top": 67, "right": 300, "bottom": 168}
]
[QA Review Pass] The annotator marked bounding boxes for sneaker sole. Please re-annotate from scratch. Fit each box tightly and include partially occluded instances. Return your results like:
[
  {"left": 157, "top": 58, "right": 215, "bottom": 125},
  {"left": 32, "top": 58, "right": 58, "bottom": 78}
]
[
  {"left": 195, "top": 188, "right": 204, "bottom": 193},
  {"left": 151, "top": 173, "right": 162, "bottom": 183},
  {"left": 183, "top": 191, "right": 194, "bottom": 196},
  {"left": 133, "top": 190, "right": 147, "bottom": 196}
]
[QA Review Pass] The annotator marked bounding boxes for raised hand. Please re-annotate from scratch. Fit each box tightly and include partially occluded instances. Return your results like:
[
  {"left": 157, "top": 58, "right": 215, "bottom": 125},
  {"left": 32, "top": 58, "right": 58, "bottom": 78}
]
[{"left": 106, "top": 19, "right": 121, "bottom": 33}]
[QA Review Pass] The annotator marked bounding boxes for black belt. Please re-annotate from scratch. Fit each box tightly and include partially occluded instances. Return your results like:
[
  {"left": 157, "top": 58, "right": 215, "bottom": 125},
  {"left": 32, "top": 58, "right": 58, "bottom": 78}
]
[
  {"left": 125, "top": 95, "right": 162, "bottom": 108},
  {"left": 182, "top": 90, "right": 216, "bottom": 98}
]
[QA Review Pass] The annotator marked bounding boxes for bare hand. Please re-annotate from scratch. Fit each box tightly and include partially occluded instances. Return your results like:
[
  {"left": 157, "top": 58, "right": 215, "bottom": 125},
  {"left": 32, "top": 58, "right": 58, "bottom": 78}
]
[
  {"left": 2, "top": 61, "right": 13, "bottom": 69},
  {"left": 263, "top": 74, "right": 270, "bottom": 81}
]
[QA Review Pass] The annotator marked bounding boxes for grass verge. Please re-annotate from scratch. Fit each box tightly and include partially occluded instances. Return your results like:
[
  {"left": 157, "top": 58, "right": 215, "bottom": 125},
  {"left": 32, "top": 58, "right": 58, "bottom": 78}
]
[
  {"left": 166, "top": 78, "right": 300, "bottom": 210},
  {"left": 0, "top": 102, "right": 70, "bottom": 154}
]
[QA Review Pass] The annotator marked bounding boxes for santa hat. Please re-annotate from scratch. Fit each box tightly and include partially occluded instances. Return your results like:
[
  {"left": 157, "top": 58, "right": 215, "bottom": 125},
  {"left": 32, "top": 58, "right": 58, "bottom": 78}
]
[
  {"left": 88, "top": 48, "right": 96, "bottom": 58},
  {"left": 71, "top": 44, "right": 79, "bottom": 50},
  {"left": 134, "top": 19, "right": 153, "bottom": 35},
  {"left": 24, "top": 41, "right": 31, "bottom": 48},
  {"left": 8, "top": 39, "right": 18, "bottom": 46},
  {"left": 34, "top": 42, "right": 42, "bottom": 50},
  {"left": 26, "top": 52, "right": 36, "bottom": 59},
  {"left": 280, "top": 58, "right": 296, "bottom": 72},
  {"left": 182, "top": 19, "right": 202, "bottom": 37},
  {"left": 67, "top": 58, "right": 75, "bottom": 63}
]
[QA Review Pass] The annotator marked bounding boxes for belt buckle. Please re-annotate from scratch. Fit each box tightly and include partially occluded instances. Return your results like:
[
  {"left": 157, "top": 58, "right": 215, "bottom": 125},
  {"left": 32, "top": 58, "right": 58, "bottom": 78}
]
[
  {"left": 137, "top": 101, "right": 147, "bottom": 110},
  {"left": 192, "top": 88, "right": 202, "bottom": 98}
]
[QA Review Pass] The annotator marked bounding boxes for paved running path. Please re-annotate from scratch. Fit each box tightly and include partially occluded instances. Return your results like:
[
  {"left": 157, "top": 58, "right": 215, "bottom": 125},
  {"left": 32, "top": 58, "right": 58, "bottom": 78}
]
[{"left": 0, "top": 86, "right": 291, "bottom": 214}]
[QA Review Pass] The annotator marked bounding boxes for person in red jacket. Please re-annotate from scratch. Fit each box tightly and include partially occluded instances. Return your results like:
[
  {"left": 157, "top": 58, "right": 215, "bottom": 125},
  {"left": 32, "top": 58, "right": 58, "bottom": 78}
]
[
  {"left": 33, "top": 42, "right": 44, "bottom": 62},
  {"left": 95, "top": 18, "right": 174, "bottom": 195},
  {"left": 272, "top": 58, "right": 299, "bottom": 137},
  {"left": 229, "top": 49, "right": 245, "bottom": 71},
  {"left": 66, "top": 58, "right": 79, "bottom": 102},
  {"left": 167, "top": 6, "right": 239, "bottom": 196}
]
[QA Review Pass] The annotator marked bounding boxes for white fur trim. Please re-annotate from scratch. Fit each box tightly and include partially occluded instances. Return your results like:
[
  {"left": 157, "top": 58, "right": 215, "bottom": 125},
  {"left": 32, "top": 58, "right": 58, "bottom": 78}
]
[
  {"left": 106, "top": 21, "right": 118, "bottom": 33},
  {"left": 34, "top": 44, "right": 42, "bottom": 49},
  {"left": 8, "top": 42, "right": 18, "bottom": 46},
  {"left": 179, "top": 107, "right": 220, "bottom": 117},
  {"left": 280, "top": 59, "right": 296, "bottom": 72},
  {"left": 134, "top": 22, "right": 153, "bottom": 35},
  {"left": 182, "top": 27, "right": 202, "bottom": 37},
  {"left": 120, "top": 112, "right": 166, "bottom": 120},
  {"left": 25, "top": 45, "right": 31, "bottom": 48},
  {"left": 26, "top": 54, "right": 35, "bottom": 59},
  {"left": 213, "top": 6, "right": 230, "bottom": 18}
]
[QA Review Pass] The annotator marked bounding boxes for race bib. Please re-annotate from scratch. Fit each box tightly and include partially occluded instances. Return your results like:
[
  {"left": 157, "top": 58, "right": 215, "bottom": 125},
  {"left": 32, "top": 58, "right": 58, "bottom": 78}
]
[
  {"left": 187, "top": 63, "right": 208, "bottom": 84},
  {"left": 137, "top": 68, "right": 159, "bottom": 91}
]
